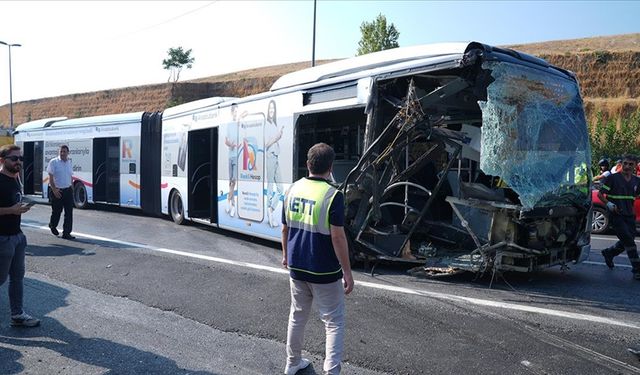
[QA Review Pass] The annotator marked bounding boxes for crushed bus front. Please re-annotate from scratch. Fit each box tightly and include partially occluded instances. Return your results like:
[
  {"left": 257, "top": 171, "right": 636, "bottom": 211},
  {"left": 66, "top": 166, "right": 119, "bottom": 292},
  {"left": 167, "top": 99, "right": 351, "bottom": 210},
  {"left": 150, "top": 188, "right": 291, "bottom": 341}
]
[{"left": 343, "top": 43, "right": 592, "bottom": 276}]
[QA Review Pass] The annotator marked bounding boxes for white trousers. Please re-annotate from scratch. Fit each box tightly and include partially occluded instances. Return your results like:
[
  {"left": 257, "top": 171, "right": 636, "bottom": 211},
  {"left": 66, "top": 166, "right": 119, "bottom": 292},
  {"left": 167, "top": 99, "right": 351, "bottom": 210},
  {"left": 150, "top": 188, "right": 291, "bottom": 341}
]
[{"left": 287, "top": 278, "right": 345, "bottom": 375}]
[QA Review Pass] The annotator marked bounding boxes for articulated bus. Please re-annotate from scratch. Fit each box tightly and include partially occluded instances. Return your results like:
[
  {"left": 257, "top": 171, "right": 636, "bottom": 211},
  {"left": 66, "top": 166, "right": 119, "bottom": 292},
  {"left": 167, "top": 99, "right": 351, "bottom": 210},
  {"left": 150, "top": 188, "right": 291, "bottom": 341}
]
[
  {"left": 14, "top": 113, "right": 164, "bottom": 214},
  {"left": 14, "top": 42, "right": 592, "bottom": 275}
]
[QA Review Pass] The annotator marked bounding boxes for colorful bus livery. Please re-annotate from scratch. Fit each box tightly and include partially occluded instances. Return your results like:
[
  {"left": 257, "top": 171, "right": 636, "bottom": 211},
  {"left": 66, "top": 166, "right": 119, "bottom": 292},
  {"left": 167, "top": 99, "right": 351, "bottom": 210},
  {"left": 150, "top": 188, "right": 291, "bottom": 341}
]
[
  {"left": 14, "top": 112, "right": 164, "bottom": 214},
  {"left": 14, "top": 42, "right": 592, "bottom": 275}
]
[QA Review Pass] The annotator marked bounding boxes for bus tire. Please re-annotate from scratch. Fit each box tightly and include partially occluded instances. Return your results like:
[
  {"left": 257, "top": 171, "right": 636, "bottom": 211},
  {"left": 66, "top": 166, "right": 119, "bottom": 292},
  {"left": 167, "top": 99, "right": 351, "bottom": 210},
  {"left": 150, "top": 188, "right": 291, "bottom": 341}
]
[
  {"left": 73, "top": 182, "right": 88, "bottom": 209},
  {"left": 169, "top": 190, "right": 185, "bottom": 225}
]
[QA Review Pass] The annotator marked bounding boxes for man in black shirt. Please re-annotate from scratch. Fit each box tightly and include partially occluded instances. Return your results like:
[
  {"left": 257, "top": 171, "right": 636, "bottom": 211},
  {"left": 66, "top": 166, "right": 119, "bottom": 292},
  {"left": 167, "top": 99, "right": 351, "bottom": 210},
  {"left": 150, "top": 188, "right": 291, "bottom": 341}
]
[
  {"left": 0, "top": 144, "right": 40, "bottom": 327},
  {"left": 598, "top": 154, "right": 640, "bottom": 280}
]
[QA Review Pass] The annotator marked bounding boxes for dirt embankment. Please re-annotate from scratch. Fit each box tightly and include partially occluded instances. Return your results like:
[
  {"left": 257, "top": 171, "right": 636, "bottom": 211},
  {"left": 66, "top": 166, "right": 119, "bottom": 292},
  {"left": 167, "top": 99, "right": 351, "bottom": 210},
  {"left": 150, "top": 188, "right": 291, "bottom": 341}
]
[
  {"left": 544, "top": 51, "right": 640, "bottom": 124},
  {"left": 0, "top": 36, "right": 638, "bottom": 128},
  {"left": 0, "top": 63, "right": 317, "bottom": 128},
  {"left": 508, "top": 33, "right": 640, "bottom": 124}
]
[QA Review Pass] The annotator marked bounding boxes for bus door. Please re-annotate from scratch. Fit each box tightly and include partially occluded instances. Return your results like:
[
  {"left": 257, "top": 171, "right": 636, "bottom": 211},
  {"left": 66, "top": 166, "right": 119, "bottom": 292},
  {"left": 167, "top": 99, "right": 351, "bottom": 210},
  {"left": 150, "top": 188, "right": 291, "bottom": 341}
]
[
  {"left": 187, "top": 128, "right": 218, "bottom": 222},
  {"left": 93, "top": 137, "right": 120, "bottom": 204},
  {"left": 21, "top": 141, "right": 44, "bottom": 195}
]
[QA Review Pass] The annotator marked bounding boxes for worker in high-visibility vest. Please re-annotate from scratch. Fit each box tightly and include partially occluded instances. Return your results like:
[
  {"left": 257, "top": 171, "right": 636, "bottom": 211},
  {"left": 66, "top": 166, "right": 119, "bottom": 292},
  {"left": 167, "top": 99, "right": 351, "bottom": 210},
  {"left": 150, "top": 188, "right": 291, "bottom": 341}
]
[{"left": 281, "top": 142, "right": 353, "bottom": 375}]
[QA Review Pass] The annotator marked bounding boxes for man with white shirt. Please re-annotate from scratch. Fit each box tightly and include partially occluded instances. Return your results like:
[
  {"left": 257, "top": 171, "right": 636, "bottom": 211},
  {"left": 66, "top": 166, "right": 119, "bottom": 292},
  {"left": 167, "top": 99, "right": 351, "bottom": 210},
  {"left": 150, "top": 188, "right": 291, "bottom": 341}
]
[{"left": 47, "top": 145, "right": 75, "bottom": 240}]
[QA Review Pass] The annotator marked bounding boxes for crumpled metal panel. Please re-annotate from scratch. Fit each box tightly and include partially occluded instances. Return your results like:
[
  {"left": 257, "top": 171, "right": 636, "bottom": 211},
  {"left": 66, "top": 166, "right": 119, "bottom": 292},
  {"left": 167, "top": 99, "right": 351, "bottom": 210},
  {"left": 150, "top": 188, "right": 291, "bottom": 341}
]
[{"left": 478, "top": 61, "right": 590, "bottom": 209}]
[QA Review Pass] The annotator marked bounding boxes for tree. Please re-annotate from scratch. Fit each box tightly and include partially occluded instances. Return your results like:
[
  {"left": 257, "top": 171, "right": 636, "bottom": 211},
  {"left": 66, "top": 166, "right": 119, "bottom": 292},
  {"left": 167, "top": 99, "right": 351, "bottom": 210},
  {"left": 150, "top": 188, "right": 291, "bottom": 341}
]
[
  {"left": 162, "top": 47, "right": 195, "bottom": 83},
  {"left": 589, "top": 111, "right": 640, "bottom": 173},
  {"left": 356, "top": 13, "right": 400, "bottom": 56}
]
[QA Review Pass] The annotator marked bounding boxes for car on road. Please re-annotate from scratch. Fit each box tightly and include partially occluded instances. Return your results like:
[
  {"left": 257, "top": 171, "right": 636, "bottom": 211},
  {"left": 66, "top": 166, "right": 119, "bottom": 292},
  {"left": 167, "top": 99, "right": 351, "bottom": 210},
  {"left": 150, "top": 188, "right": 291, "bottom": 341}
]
[{"left": 591, "top": 188, "right": 640, "bottom": 234}]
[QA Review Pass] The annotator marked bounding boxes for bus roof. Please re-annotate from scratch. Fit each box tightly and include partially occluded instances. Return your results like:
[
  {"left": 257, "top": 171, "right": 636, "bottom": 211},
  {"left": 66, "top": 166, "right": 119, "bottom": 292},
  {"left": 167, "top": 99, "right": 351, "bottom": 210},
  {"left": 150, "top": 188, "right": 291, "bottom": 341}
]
[
  {"left": 49, "top": 112, "right": 146, "bottom": 129},
  {"left": 270, "top": 41, "right": 564, "bottom": 91},
  {"left": 14, "top": 117, "right": 68, "bottom": 132},
  {"left": 163, "top": 96, "right": 238, "bottom": 119},
  {"left": 271, "top": 42, "right": 472, "bottom": 91}
]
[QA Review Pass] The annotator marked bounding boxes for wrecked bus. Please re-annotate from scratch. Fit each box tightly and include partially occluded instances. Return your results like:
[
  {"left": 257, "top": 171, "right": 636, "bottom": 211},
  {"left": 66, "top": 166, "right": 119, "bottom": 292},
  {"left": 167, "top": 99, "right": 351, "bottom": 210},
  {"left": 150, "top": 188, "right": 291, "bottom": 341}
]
[
  {"left": 15, "top": 42, "right": 591, "bottom": 276},
  {"left": 333, "top": 42, "right": 592, "bottom": 275}
]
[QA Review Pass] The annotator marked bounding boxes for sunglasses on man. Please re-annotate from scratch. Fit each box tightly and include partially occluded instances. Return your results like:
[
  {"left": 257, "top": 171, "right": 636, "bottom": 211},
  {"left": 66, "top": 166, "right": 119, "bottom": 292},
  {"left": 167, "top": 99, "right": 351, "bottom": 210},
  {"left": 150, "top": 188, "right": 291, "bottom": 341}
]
[{"left": 3, "top": 155, "right": 24, "bottom": 162}]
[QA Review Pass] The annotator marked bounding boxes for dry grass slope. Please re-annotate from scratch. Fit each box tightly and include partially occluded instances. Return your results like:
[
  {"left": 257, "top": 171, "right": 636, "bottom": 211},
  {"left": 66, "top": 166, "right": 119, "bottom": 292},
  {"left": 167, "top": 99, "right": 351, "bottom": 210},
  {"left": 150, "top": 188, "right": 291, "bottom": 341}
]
[{"left": 1, "top": 35, "right": 639, "bottom": 128}]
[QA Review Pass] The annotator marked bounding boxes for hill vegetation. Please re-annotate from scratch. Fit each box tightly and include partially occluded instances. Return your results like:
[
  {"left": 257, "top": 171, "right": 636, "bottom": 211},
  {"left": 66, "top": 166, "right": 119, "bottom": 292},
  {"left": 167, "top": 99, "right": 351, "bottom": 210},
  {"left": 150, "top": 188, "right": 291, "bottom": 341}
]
[{"left": 1, "top": 34, "right": 639, "bottom": 131}]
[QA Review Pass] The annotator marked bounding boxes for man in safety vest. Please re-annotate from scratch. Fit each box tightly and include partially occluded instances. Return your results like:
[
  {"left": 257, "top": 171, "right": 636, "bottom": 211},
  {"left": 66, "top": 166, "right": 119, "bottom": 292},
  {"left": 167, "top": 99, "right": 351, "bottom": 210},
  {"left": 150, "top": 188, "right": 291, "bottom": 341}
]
[
  {"left": 281, "top": 142, "right": 354, "bottom": 375},
  {"left": 598, "top": 154, "right": 640, "bottom": 280}
]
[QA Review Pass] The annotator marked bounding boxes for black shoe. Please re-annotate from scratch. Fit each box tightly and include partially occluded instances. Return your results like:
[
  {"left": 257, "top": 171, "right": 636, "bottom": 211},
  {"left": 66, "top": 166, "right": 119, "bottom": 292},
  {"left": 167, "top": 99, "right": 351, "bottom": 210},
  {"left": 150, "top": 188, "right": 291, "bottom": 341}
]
[
  {"left": 49, "top": 226, "right": 59, "bottom": 236},
  {"left": 62, "top": 234, "right": 76, "bottom": 240},
  {"left": 601, "top": 250, "right": 614, "bottom": 269}
]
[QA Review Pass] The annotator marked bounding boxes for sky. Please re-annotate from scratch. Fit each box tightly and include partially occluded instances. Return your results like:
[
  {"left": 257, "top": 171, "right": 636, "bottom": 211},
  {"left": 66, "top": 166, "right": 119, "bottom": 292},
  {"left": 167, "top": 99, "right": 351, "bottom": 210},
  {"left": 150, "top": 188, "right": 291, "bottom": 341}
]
[{"left": 0, "top": 0, "right": 638, "bottom": 105}]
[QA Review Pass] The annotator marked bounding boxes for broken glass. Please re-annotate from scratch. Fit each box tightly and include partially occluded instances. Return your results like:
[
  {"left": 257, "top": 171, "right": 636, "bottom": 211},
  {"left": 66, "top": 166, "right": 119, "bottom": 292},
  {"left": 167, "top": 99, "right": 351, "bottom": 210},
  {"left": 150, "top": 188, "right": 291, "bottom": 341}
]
[{"left": 478, "top": 61, "right": 591, "bottom": 209}]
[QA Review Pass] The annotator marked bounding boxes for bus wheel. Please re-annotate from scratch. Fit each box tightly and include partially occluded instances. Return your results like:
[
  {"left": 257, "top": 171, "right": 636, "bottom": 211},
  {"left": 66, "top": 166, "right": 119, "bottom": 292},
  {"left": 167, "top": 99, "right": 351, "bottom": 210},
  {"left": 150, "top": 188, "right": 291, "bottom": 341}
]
[
  {"left": 170, "top": 191, "right": 185, "bottom": 225},
  {"left": 73, "top": 182, "right": 88, "bottom": 209}
]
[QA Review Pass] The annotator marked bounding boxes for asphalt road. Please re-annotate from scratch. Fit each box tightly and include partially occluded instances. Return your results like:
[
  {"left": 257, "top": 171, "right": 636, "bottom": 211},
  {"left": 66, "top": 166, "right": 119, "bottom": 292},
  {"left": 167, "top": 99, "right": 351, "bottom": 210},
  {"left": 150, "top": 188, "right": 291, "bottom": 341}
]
[{"left": 1, "top": 203, "right": 639, "bottom": 374}]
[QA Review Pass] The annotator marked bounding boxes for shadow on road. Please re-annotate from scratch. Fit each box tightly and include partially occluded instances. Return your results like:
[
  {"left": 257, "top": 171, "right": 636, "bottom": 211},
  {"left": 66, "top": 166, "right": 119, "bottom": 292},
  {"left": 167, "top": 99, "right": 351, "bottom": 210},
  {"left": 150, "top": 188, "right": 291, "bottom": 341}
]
[
  {"left": 26, "top": 244, "right": 95, "bottom": 257},
  {"left": 0, "top": 278, "right": 216, "bottom": 375}
]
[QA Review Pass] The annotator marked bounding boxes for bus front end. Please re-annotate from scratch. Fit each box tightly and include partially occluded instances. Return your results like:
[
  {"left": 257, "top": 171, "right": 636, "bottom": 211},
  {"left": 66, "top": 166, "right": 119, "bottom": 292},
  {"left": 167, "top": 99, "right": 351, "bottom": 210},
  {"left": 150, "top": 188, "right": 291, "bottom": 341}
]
[{"left": 343, "top": 43, "right": 592, "bottom": 275}]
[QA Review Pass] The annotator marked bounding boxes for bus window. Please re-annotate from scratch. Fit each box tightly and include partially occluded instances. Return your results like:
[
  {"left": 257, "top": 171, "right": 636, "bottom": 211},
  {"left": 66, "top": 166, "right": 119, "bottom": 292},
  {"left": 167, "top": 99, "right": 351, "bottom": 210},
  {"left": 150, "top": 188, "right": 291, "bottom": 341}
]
[{"left": 294, "top": 108, "right": 365, "bottom": 183}]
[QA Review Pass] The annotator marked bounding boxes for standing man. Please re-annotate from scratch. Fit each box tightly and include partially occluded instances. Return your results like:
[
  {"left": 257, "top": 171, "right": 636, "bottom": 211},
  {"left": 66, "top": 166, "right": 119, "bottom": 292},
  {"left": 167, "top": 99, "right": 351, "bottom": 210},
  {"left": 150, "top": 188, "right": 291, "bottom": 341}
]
[
  {"left": 281, "top": 143, "right": 354, "bottom": 375},
  {"left": 599, "top": 154, "right": 640, "bottom": 280},
  {"left": 0, "top": 144, "right": 40, "bottom": 327},
  {"left": 48, "top": 145, "right": 75, "bottom": 240}
]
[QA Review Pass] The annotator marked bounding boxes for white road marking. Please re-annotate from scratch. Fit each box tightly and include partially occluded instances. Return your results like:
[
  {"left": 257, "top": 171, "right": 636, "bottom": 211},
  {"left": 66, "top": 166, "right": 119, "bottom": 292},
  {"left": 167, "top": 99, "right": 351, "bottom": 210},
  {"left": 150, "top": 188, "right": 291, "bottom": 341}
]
[
  {"left": 24, "top": 224, "right": 640, "bottom": 330},
  {"left": 591, "top": 235, "right": 640, "bottom": 244},
  {"left": 589, "top": 250, "right": 629, "bottom": 259},
  {"left": 584, "top": 261, "right": 632, "bottom": 269}
]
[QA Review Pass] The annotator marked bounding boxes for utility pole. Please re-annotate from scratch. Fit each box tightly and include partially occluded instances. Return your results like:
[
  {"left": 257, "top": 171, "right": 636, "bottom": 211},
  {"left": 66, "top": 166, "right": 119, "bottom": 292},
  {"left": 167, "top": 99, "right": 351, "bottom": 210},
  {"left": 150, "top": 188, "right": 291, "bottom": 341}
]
[
  {"left": 0, "top": 41, "right": 21, "bottom": 130},
  {"left": 312, "top": 0, "right": 316, "bottom": 67}
]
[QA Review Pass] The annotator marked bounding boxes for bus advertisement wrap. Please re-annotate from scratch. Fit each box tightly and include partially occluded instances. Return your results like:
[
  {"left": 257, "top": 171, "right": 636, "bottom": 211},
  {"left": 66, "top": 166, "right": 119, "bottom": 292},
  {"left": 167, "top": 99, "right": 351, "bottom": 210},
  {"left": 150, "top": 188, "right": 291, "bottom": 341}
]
[
  {"left": 237, "top": 113, "right": 265, "bottom": 222},
  {"left": 120, "top": 136, "right": 140, "bottom": 206}
]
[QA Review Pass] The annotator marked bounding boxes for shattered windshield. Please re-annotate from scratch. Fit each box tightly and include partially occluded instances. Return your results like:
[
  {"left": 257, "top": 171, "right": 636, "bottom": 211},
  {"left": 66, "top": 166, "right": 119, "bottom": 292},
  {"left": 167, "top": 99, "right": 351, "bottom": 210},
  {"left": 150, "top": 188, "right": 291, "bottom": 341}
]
[{"left": 478, "top": 61, "right": 590, "bottom": 209}]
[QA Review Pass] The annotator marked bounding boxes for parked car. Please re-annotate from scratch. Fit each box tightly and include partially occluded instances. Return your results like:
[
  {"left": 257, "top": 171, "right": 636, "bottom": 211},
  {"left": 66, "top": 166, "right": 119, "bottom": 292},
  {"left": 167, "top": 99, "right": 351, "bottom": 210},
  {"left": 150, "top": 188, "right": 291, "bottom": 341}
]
[{"left": 591, "top": 188, "right": 640, "bottom": 234}]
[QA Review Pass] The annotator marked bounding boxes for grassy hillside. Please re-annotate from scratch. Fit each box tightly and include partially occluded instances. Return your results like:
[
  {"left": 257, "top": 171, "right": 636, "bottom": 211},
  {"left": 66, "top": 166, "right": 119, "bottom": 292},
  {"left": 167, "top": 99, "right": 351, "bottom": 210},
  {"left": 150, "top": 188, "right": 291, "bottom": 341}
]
[
  {"left": 507, "top": 33, "right": 640, "bottom": 124},
  {"left": 506, "top": 33, "right": 640, "bottom": 55},
  {"left": 1, "top": 35, "right": 639, "bottom": 128}
]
